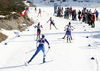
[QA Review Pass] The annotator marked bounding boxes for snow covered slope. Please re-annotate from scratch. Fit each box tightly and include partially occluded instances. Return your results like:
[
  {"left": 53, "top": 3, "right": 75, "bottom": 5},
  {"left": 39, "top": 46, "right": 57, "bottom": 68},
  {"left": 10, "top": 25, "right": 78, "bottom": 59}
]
[{"left": 0, "top": 1, "right": 100, "bottom": 71}]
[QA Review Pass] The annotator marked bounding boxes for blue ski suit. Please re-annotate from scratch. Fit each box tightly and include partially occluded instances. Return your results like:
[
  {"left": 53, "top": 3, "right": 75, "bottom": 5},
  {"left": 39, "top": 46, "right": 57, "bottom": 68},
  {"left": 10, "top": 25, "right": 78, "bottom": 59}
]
[
  {"left": 66, "top": 27, "right": 71, "bottom": 38},
  {"left": 28, "top": 37, "right": 49, "bottom": 63}
]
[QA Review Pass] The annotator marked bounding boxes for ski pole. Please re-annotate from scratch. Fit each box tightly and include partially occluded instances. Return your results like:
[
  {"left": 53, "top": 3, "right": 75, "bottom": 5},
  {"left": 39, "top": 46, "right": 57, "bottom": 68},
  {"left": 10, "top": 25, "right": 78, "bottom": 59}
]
[
  {"left": 26, "top": 49, "right": 36, "bottom": 54},
  {"left": 45, "top": 48, "right": 50, "bottom": 57}
]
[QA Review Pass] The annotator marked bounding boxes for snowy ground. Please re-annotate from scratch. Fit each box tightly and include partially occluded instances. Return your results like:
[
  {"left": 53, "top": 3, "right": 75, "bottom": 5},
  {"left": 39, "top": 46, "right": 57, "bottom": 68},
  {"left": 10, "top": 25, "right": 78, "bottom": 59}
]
[{"left": 0, "top": 1, "right": 100, "bottom": 71}]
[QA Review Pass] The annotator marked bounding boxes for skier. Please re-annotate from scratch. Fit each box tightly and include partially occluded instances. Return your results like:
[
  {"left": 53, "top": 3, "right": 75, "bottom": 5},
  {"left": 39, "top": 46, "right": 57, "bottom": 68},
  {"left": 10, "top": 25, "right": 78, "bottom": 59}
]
[
  {"left": 47, "top": 17, "right": 57, "bottom": 30},
  {"left": 66, "top": 26, "right": 71, "bottom": 43},
  {"left": 62, "top": 22, "right": 75, "bottom": 39},
  {"left": 34, "top": 5, "right": 37, "bottom": 13},
  {"left": 37, "top": 8, "right": 41, "bottom": 17},
  {"left": 26, "top": 34, "right": 50, "bottom": 65},
  {"left": 34, "top": 22, "right": 43, "bottom": 41}
]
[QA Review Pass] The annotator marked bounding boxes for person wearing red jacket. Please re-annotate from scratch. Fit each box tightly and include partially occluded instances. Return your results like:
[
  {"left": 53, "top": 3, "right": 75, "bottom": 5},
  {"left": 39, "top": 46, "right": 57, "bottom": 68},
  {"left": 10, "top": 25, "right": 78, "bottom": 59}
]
[
  {"left": 34, "top": 22, "right": 43, "bottom": 40},
  {"left": 91, "top": 13, "right": 95, "bottom": 28},
  {"left": 37, "top": 8, "right": 41, "bottom": 17}
]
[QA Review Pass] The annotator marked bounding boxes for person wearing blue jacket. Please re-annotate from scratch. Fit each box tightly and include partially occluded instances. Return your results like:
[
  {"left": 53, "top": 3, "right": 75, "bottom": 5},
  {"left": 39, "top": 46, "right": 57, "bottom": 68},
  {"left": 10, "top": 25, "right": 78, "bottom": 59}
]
[
  {"left": 96, "top": 10, "right": 99, "bottom": 21},
  {"left": 62, "top": 22, "right": 75, "bottom": 40},
  {"left": 26, "top": 34, "right": 50, "bottom": 65},
  {"left": 66, "top": 26, "right": 71, "bottom": 43}
]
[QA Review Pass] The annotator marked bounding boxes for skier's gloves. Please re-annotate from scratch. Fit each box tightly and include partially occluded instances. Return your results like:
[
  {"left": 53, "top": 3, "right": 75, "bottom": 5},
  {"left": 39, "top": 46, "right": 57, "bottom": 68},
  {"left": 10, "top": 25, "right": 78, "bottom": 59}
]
[
  {"left": 36, "top": 45, "right": 38, "bottom": 48},
  {"left": 34, "top": 25, "right": 36, "bottom": 28},
  {"left": 48, "top": 45, "right": 50, "bottom": 49}
]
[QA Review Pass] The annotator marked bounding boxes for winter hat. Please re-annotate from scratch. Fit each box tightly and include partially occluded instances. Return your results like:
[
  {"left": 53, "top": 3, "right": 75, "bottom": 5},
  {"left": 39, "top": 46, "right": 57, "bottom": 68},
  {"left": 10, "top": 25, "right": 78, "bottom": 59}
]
[{"left": 42, "top": 34, "right": 45, "bottom": 38}]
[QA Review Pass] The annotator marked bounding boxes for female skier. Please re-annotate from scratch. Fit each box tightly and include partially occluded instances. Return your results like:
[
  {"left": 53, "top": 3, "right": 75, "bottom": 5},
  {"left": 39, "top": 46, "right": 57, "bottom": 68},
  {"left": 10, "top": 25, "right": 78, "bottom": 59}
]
[
  {"left": 34, "top": 5, "right": 37, "bottom": 13},
  {"left": 47, "top": 17, "right": 57, "bottom": 30},
  {"left": 62, "top": 22, "right": 75, "bottom": 40},
  {"left": 35, "top": 5, "right": 37, "bottom": 11},
  {"left": 26, "top": 34, "right": 50, "bottom": 65},
  {"left": 37, "top": 8, "right": 41, "bottom": 17},
  {"left": 66, "top": 26, "right": 71, "bottom": 43},
  {"left": 34, "top": 22, "right": 43, "bottom": 41}
]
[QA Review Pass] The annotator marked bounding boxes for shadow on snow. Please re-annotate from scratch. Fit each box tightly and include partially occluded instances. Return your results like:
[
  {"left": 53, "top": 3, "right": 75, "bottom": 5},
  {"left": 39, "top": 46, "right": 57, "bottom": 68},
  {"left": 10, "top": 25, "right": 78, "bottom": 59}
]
[{"left": 0, "top": 64, "right": 25, "bottom": 70}]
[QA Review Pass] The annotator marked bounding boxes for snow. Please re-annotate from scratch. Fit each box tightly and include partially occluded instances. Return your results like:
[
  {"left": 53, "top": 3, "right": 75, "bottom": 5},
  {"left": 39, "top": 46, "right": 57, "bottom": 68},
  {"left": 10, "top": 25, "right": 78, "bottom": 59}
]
[
  {"left": 0, "top": 15, "right": 5, "bottom": 18},
  {"left": 23, "top": 1, "right": 30, "bottom": 6},
  {"left": 0, "top": 0, "right": 100, "bottom": 71},
  {"left": 11, "top": 12, "right": 17, "bottom": 14}
]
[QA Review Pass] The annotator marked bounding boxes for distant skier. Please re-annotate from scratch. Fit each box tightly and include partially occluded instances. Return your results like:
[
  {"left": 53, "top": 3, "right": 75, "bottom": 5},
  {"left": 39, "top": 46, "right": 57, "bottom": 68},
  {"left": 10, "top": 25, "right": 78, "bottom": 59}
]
[
  {"left": 34, "top": 22, "right": 43, "bottom": 41},
  {"left": 66, "top": 26, "right": 71, "bottom": 43},
  {"left": 47, "top": 17, "right": 57, "bottom": 30},
  {"left": 26, "top": 34, "right": 50, "bottom": 65},
  {"left": 62, "top": 22, "right": 75, "bottom": 40},
  {"left": 37, "top": 8, "right": 41, "bottom": 17},
  {"left": 34, "top": 5, "right": 37, "bottom": 13},
  {"left": 35, "top": 5, "right": 37, "bottom": 11}
]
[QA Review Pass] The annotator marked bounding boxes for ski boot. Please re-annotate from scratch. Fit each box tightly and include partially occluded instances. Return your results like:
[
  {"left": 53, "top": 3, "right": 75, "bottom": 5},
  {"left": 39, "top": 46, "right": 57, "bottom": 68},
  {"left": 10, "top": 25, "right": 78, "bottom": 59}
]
[
  {"left": 69, "top": 38, "right": 71, "bottom": 43},
  {"left": 55, "top": 27, "right": 58, "bottom": 30},
  {"left": 43, "top": 58, "right": 45, "bottom": 63},
  {"left": 67, "top": 38, "right": 68, "bottom": 43},
  {"left": 36, "top": 38, "right": 38, "bottom": 41},
  {"left": 56, "top": 28, "right": 58, "bottom": 30},
  {"left": 50, "top": 27, "right": 51, "bottom": 30},
  {"left": 25, "top": 61, "right": 29, "bottom": 66}
]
